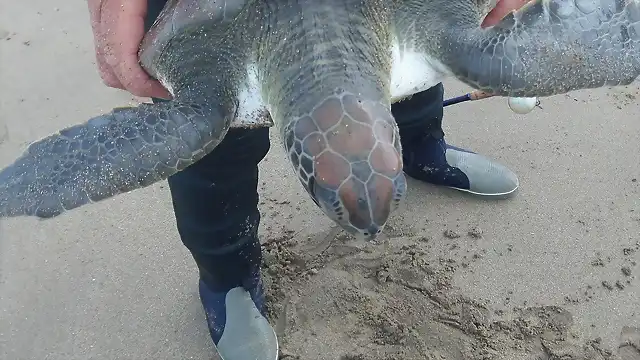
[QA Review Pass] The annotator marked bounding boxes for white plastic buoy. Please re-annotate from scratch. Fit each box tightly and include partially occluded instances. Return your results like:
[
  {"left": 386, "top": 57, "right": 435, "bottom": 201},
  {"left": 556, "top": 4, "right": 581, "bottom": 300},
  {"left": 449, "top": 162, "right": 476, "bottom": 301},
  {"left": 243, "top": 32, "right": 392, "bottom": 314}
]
[{"left": 508, "top": 97, "right": 538, "bottom": 114}]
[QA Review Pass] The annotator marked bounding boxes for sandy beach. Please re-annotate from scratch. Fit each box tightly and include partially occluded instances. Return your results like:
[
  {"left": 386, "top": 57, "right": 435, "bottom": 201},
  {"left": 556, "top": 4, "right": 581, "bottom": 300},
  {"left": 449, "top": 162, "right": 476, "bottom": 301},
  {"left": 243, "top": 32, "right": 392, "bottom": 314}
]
[{"left": 1, "top": 2, "right": 639, "bottom": 360}]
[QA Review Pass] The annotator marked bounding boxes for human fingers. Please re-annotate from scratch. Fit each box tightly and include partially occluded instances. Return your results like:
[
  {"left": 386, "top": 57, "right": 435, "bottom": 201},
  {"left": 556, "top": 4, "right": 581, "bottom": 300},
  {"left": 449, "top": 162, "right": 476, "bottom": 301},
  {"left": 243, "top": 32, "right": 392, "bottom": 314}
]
[
  {"left": 88, "top": 0, "right": 125, "bottom": 89},
  {"left": 95, "top": 43, "right": 124, "bottom": 89},
  {"left": 106, "top": 0, "right": 171, "bottom": 98},
  {"left": 481, "top": 0, "right": 531, "bottom": 28}
]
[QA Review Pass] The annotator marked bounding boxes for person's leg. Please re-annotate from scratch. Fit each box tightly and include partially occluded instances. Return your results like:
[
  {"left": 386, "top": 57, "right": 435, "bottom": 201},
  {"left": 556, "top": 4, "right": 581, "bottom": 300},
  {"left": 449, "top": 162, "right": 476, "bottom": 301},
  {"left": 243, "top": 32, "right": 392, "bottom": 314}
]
[
  {"left": 167, "top": 127, "right": 271, "bottom": 343},
  {"left": 145, "top": 1, "right": 275, "bottom": 356},
  {"left": 392, "top": 83, "right": 519, "bottom": 196}
]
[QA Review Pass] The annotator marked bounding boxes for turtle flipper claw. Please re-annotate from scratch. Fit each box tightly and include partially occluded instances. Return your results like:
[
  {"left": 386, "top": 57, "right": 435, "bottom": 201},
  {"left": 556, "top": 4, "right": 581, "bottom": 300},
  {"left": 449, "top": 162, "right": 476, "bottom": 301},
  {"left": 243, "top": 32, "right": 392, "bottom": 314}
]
[{"left": 0, "top": 101, "right": 231, "bottom": 219}]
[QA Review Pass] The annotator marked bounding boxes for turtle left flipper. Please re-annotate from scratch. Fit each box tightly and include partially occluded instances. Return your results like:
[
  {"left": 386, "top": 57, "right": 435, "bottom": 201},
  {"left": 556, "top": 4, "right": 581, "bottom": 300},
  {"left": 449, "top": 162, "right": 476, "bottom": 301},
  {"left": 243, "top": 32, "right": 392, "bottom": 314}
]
[{"left": 0, "top": 100, "right": 233, "bottom": 219}]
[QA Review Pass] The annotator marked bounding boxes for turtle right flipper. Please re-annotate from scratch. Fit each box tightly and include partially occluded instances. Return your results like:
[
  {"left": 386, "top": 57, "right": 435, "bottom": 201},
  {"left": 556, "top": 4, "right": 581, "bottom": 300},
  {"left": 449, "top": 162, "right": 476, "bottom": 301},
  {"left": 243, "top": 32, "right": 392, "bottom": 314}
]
[
  {"left": 0, "top": 100, "right": 233, "bottom": 219},
  {"left": 445, "top": 0, "right": 640, "bottom": 97}
]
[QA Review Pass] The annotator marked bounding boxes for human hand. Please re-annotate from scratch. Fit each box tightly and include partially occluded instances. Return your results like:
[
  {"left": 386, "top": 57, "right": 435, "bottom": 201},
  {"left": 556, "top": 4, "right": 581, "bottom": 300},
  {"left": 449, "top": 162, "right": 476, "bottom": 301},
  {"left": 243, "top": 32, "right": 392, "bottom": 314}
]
[
  {"left": 88, "top": 0, "right": 171, "bottom": 99},
  {"left": 481, "top": 0, "right": 531, "bottom": 28}
]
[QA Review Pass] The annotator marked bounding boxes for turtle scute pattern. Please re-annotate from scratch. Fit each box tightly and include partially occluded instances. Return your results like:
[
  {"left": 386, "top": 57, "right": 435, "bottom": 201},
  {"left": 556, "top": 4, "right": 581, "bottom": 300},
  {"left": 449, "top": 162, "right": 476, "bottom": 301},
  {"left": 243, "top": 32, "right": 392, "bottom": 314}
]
[
  {"left": 283, "top": 91, "right": 407, "bottom": 239},
  {"left": 0, "top": 101, "right": 229, "bottom": 218},
  {"left": 435, "top": 0, "right": 640, "bottom": 96}
]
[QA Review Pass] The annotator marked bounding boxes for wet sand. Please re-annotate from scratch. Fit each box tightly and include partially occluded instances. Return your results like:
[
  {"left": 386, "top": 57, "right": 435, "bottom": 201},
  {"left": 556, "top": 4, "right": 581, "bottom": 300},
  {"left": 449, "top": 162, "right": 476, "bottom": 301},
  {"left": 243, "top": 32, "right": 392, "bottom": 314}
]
[{"left": 0, "top": 2, "right": 638, "bottom": 359}]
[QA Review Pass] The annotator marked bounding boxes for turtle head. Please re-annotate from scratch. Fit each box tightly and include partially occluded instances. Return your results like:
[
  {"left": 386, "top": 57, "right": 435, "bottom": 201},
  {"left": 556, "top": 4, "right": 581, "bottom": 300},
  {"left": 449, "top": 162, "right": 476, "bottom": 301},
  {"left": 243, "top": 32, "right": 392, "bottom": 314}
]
[
  {"left": 285, "top": 92, "right": 407, "bottom": 241},
  {"left": 258, "top": 0, "right": 404, "bottom": 240}
]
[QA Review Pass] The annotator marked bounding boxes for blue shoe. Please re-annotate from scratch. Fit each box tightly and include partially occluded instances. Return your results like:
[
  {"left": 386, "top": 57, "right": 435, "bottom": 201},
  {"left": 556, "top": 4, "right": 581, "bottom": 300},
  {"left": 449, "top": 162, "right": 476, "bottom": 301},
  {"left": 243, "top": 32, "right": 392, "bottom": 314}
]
[
  {"left": 402, "top": 135, "right": 519, "bottom": 196},
  {"left": 199, "top": 275, "right": 278, "bottom": 359}
]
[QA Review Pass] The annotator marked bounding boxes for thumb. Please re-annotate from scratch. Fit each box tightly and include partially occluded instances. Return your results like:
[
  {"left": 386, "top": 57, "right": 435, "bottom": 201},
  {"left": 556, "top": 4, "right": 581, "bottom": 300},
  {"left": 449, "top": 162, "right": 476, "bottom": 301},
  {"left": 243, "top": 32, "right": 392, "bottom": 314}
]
[{"left": 481, "top": 0, "right": 530, "bottom": 28}]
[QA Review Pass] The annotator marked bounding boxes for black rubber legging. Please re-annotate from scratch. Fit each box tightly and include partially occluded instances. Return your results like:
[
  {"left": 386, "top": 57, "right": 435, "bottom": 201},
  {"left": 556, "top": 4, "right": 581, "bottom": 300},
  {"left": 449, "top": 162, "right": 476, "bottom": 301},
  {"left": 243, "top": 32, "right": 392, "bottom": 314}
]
[{"left": 145, "top": 0, "right": 445, "bottom": 291}]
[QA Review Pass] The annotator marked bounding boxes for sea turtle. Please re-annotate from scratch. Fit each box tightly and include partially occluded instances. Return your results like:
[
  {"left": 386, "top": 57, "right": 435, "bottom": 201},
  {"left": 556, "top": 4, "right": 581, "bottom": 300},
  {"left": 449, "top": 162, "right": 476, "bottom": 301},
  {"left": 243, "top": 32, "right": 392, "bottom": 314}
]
[{"left": 0, "top": 0, "right": 638, "bottom": 240}]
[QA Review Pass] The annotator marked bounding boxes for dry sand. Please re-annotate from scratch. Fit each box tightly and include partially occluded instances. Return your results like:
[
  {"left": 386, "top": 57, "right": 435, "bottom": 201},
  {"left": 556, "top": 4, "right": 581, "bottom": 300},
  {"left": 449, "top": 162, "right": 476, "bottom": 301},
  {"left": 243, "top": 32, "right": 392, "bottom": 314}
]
[{"left": 1, "top": 2, "right": 639, "bottom": 360}]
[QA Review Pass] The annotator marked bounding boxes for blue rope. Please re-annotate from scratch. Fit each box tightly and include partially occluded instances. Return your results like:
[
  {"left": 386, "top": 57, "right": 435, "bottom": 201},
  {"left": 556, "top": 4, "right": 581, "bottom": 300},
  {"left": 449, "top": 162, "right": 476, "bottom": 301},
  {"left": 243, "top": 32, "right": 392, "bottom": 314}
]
[{"left": 443, "top": 93, "right": 471, "bottom": 107}]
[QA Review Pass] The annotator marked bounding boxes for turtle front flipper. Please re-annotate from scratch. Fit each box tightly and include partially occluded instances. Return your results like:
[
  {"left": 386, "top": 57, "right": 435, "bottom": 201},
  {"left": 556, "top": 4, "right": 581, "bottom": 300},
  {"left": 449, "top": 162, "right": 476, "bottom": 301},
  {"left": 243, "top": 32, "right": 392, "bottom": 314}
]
[
  {"left": 401, "top": 0, "right": 639, "bottom": 97},
  {"left": 0, "top": 100, "right": 232, "bottom": 218}
]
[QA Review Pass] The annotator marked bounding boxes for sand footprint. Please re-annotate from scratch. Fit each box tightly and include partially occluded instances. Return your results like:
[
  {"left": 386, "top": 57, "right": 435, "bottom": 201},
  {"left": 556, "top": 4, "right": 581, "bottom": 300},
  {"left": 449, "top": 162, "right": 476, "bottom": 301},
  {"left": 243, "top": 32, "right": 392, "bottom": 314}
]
[{"left": 619, "top": 326, "right": 640, "bottom": 360}]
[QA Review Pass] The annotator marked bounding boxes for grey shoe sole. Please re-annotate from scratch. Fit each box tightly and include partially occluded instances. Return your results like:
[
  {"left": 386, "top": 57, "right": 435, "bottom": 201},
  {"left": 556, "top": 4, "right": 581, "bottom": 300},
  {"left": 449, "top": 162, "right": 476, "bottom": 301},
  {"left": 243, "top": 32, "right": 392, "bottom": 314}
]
[
  {"left": 445, "top": 148, "right": 519, "bottom": 197},
  {"left": 216, "top": 287, "right": 279, "bottom": 360}
]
